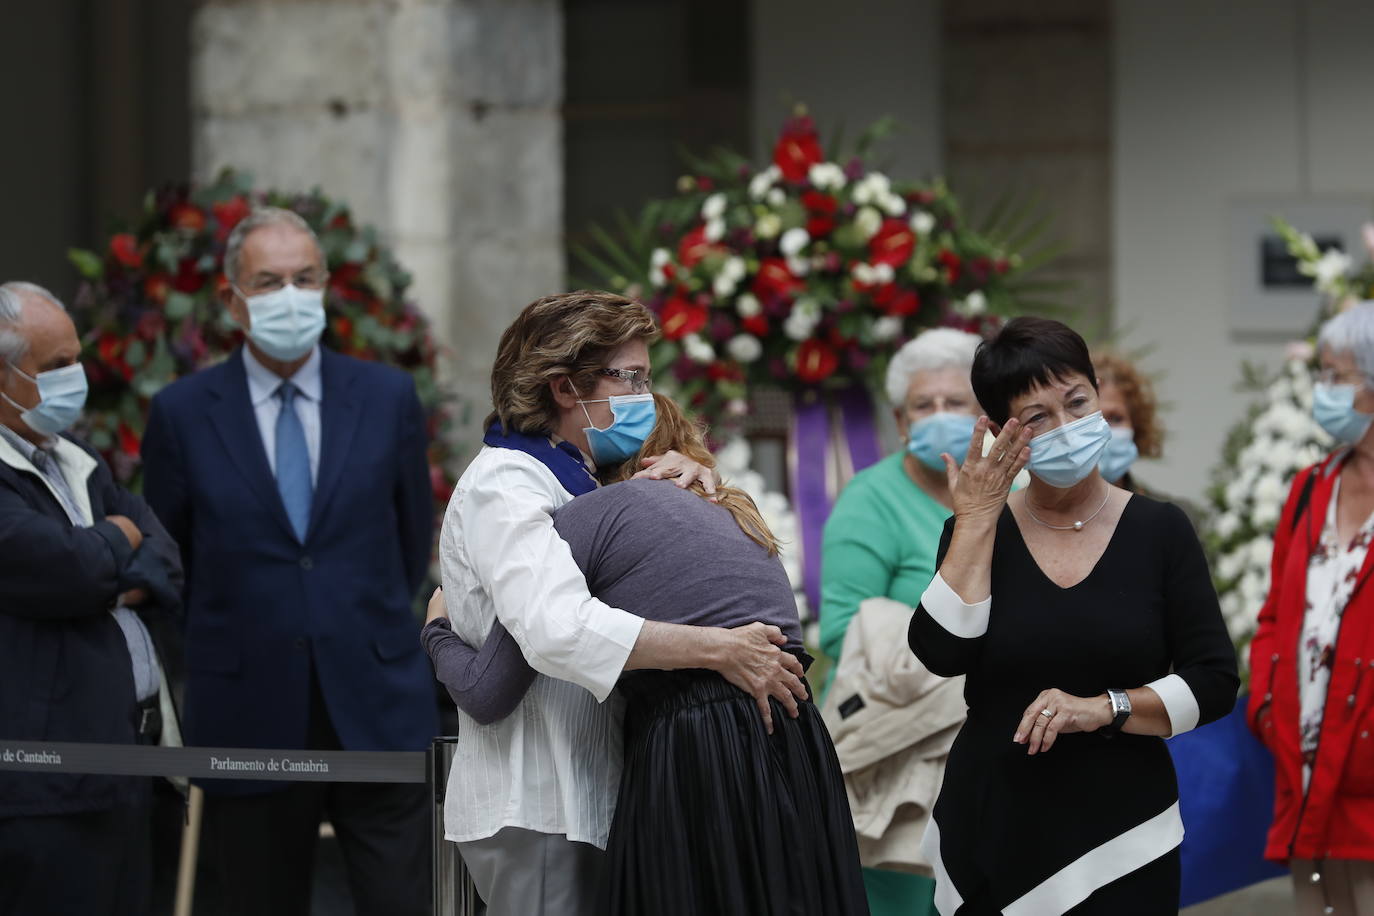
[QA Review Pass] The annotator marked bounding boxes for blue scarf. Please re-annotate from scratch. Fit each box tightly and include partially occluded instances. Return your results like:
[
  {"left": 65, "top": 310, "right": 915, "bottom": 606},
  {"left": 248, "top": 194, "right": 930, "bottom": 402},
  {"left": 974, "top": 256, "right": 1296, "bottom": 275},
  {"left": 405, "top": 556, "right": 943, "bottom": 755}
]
[{"left": 483, "top": 423, "right": 598, "bottom": 497}]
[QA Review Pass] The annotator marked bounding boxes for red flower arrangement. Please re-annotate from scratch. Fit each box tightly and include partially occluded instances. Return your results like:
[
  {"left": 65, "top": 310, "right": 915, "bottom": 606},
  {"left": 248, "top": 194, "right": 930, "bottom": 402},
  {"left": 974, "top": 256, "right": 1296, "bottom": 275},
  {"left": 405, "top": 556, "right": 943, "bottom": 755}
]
[
  {"left": 574, "top": 109, "right": 1043, "bottom": 427},
  {"left": 67, "top": 170, "right": 462, "bottom": 510}
]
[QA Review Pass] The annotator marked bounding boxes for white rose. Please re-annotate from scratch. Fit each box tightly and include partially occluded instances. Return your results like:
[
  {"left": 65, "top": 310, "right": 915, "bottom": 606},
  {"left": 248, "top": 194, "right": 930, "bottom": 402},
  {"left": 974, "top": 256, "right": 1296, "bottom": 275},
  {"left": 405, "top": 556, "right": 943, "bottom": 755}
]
[
  {"left": 855, "top": 206, "right": 882, "bottom": 239},
  {"left": 780, "top": 227, "right": 810, "bottom": 258},
  {"left": 879, "top": 193, "right": 906, "bottom": 217},
  {"left": 755, "top": 213, "right": 782, "bottom": 239},
  {"left": 852, "top": 262, "right": 877, "bottom": 286},
  {"left": 872, "top": 316, "right": 902, "bottom": 342},
  {"left": 649, "top": 247, "right": 672, "bottom": 287},
  {"left": 1252, "top": 497, "right": 1280, "bottom": 529},
  {"left": 724, "top": 256, "right": 747, "bottom": 281},
  {"left": 871, "top": 262, "right": 895, "bottom": 285},
  {"left": 704, "top": 217, "right": 725, "bottom": 243},
  {"left": 748, "top": 165, "right": 779, "bottom": 200},
  {"left": 964, "top": 291, "right": 988, "bottom": 316},
  {"left": 682, "top": 333, "right": 715, "bottom": 364},
  {"left": 1212, "top": 512, "right": 1241, "bottom": 541},
  {"left": 767, "top": 188, "right": 786, "bottom": 208},
  {"left": 808, "top": 162, "right": 846, "bottom": 192},
  {"left": 786, "top": 255, "right": 810, "bottom": 277},
  {"left": 713, "top": 273, "right": 737, "bottom": 298},
  {"left": 715, "top": 437, "right": 752, "bottom": 473},
  {"left": 1312, "top": 249, "right": 1352, "bottom": 293},
  {"left": 784, "top": 310, "right": 817, "bottom": 342},
  {"left": 727, "top": 397, "right": 750, "bottom": 416},
  {"left": 701, "top": 192, "right": 727, "bottom": 221},
  {"left": 1249, "top": 536, "right": 1275, "bottom": 570},
  {"left": 1216, "top": 549, "right": 1244, "bottom": 583},
  {"left": 736, "top": 293, "right": 762, "bottom": 318},
  {"left": 727, "top": 334, "right": 763, "bottom": 363},
  {"left": 910, "top": 210, "right": 936, "bottom": 235}
]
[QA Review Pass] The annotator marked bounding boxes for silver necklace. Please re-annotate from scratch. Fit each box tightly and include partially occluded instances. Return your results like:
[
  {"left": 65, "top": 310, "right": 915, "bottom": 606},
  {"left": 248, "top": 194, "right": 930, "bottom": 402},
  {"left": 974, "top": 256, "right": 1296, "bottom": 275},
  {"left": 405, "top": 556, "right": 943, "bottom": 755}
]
[{"left": 1025, "top": 487, "right": 1112, "bottom": 532}]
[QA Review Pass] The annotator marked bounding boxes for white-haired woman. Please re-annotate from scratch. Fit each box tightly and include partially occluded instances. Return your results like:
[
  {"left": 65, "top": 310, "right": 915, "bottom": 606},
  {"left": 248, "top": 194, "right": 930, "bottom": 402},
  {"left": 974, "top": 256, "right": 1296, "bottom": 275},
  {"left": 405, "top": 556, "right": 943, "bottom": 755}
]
[
  {"left": 818, "top": 326, "right": 982, "bottom": 916},
  {"left": 1250, "top": 301, "right": 1374, "bottom": 915}
]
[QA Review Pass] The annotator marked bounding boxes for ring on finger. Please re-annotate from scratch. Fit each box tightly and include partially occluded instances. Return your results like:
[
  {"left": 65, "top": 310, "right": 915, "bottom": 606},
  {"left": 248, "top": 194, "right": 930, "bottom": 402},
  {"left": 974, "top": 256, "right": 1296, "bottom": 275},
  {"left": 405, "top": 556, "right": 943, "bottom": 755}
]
[{"left": 1039, "top": 708, "right": 1055, "bottom": 719}]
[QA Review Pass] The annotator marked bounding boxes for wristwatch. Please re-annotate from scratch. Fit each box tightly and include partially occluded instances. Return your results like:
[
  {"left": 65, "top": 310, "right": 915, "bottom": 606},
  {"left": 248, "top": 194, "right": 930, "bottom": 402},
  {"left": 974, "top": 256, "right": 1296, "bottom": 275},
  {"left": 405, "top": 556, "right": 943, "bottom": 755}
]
[{"left": 1103, "top": 688, "right": 1132, "bottom": 737}]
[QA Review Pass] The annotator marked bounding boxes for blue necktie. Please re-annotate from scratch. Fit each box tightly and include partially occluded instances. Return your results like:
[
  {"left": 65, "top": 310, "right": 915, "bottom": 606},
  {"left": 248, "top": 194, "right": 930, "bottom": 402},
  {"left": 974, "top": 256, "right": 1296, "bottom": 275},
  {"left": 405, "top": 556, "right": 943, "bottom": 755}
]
[{"left": 275, "top": 382, "right": 313, "bottom": 541}]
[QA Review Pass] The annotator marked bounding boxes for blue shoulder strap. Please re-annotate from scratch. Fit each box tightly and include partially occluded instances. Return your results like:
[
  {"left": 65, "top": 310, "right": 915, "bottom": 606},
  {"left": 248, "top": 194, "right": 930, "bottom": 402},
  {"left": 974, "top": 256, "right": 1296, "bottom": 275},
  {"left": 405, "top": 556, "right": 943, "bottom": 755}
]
[{"left": 483, "top": 423, "right": 597, "bottom": 497}]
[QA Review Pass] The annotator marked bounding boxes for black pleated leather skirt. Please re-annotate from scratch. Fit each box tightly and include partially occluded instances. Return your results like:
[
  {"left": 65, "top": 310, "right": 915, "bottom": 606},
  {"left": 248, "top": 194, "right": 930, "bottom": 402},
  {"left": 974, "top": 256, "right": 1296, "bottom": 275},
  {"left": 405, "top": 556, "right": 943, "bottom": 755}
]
[{"left": 601, "top": 668, "right": 870, "bottom": 916}]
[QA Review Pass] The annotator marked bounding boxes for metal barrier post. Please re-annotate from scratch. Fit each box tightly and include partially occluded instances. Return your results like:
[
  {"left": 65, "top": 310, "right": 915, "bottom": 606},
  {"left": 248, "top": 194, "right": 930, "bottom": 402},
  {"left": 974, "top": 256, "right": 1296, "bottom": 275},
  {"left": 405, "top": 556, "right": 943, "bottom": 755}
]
[{"left": 430, "top": 737, "right": 476, "bottom": 916}]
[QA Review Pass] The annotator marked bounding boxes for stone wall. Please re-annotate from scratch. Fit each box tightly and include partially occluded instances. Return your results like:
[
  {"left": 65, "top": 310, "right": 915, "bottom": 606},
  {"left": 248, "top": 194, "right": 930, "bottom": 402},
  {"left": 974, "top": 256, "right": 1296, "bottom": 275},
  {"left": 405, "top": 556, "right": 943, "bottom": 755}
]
[{"left": 192, "top": 0, "right": 565, "bottom": 456}]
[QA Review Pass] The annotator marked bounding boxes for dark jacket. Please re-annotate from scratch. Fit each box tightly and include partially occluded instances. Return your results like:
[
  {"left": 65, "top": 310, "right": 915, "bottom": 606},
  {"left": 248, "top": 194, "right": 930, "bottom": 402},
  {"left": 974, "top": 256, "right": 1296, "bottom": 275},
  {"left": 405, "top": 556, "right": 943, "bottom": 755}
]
[
  {"left": 0, "top": 430, "right": 182, "bottom": 818},
  {"left": 140, "top": 347, "right": 438, "bottom": 796},
  {"left": 1249, "top": 450, "right": 1374, "bottom": 863}
]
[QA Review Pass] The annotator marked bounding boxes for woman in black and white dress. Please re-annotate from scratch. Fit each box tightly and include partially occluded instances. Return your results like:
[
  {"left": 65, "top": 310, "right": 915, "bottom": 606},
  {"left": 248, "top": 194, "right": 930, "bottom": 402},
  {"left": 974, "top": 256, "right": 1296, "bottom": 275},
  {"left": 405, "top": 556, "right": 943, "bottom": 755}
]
[{"left": 908, "top": 317, "right": 1238, "bottom": 915}]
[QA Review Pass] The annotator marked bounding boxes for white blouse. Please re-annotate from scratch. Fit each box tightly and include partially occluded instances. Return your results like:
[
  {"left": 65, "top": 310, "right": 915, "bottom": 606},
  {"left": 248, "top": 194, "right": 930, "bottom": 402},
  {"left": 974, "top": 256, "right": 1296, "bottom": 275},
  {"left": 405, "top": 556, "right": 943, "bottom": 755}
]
[
  {"left": 438, "top": 446, "right": 645, "bottom": 848},
  {"left": 1300, "top": 477, "right": 1374, "bottom": 765}
]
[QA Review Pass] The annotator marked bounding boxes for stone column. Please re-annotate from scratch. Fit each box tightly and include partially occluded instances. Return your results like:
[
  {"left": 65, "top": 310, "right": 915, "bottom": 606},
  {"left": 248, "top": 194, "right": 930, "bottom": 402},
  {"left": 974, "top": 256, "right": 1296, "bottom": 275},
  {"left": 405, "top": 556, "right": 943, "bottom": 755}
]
[{"left": 191, "top": 0, "right": 564, "bottom": 457}]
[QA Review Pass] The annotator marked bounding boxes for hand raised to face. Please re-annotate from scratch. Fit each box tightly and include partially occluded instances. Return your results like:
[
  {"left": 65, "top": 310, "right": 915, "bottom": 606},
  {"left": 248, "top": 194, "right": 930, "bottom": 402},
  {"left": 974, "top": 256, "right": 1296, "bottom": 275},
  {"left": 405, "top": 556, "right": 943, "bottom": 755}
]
[{"left": 941, "top": 416, "right": 1032, "bottom": 523}]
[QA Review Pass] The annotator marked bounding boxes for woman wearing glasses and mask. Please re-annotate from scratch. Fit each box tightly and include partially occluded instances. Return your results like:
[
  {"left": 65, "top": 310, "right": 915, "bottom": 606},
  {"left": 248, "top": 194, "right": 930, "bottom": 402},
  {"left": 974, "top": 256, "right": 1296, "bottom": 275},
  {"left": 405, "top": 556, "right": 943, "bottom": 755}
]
[
  {"left": 910, "top": 316, "right": 1238, "bottom": 914},
  {"left": 432, "top": 291, "right": 809, "bottom": 916},
  {"left": 1250, "top": 301, "right": 1374, "bottom": 915}
]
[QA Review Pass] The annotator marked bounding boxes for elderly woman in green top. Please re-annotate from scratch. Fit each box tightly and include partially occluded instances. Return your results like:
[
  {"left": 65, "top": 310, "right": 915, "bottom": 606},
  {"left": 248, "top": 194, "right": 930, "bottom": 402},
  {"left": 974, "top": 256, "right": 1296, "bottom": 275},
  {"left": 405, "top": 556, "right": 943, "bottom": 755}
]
[{"left": 819, "top": 327, "right": 982, "bottom": 916}]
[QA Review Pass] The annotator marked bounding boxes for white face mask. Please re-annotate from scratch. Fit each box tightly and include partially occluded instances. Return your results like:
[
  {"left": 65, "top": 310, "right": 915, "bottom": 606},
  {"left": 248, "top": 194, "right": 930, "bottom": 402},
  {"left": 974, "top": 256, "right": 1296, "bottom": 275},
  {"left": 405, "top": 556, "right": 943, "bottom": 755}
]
[
  {"left": 2, "top": 362, "right": 88, "bottom": 436},
  {"left": 235, "top": 284, "right": 326, "bottom": 362}
]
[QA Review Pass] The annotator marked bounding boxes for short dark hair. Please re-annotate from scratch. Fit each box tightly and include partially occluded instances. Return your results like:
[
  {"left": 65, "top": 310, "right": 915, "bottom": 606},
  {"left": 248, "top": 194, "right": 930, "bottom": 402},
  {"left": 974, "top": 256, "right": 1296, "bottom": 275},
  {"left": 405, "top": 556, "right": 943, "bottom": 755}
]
[{"left": 971, "top": 316, "right": 1097, "bottom": 425}]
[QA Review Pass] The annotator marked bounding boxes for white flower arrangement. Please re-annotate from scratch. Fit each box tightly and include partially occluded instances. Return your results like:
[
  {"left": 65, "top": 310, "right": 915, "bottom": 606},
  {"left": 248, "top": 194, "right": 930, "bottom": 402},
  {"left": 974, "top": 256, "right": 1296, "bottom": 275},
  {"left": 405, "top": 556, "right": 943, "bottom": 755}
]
[
  {"left": 714, "top": 437, "right": 810, "bottom": 623},
  {"left": 1203, "top": 359, "right": 1330, "bottom": 659}
]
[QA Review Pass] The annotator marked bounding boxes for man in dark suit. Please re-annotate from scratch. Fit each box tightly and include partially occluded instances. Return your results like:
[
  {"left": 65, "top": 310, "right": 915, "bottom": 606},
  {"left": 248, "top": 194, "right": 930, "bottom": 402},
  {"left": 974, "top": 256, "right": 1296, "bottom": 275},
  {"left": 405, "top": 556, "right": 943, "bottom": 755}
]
[
  {"left": 141, "top": 208, "right": 437, "bottom": 916},
  {"left": 0, "top": 281, "right": 183, "bottom": 916}
]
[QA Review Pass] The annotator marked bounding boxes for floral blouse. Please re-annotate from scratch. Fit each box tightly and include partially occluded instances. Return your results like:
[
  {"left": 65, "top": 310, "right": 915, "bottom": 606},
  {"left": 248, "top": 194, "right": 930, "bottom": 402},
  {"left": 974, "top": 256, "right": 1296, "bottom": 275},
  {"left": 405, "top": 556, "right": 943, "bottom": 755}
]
[{"left": 1300, "top": 477, "right": 1374, "bottom": 763}]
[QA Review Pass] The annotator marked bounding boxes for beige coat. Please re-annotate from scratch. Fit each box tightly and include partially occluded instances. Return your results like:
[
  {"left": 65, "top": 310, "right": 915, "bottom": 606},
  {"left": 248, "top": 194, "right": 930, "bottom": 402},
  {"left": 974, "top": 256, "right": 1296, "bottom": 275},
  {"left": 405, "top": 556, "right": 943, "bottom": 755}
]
[{"left": 820, "top": 596, "right": 967, "bottom": 876}]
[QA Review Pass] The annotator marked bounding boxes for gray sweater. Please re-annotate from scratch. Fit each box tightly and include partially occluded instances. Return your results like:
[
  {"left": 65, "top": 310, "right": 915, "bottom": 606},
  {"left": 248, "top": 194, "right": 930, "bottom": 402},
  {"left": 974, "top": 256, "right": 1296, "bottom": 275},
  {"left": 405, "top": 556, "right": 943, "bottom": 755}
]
[{"left": 424, "top": 479, "right": 804, "bottom": 724}]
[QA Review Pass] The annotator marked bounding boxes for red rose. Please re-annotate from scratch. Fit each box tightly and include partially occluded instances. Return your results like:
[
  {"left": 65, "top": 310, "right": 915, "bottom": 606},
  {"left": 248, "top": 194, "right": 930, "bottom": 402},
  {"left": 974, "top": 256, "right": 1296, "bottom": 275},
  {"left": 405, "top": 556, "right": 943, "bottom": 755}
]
[
  {"left": 938, "top": 249, "right": 963, "bottom": 284},
  {"left": 751, "top": 258, "right": 803, "bottom": 303},
  {"left": 706, "top": 361, "right": 734, "bottom": 381},
  {"left": 677, "top": 225, "right": 721, "bottom": 269},
  {"left": 143, "top": 273, "right": 171, "bottom": 305},
  {"left": 801, "top": 191, "right": 837, "bottom": 215},
  {"left": 330, "top": 263, "right": 366, "bottom": 301},
  {"left": 741, "top": 314, "right": 769, "bottom": 337},
  {"left": 212, "top": 196, "right": 251, "bottom": 242},
  {"left": 876, "top": 286, "right": 920, "bottom": 317},
  {"left": 869, "top": 219, "right": 916, "bottom": 268},
  {"left": 795, "top": 338, "right": 839, "bottom": 383},
  {"left": 118, "top": 422, "right": 140, "bottom": 457},
  {"left": 661, "top": 295, "right": 708, "bottom": 340},
  {"left": 333, "top": 316, "right": 354, "bottom": 339},
  {"left": 994, "top": 258, "right": 1010, "bottom": 274},
  {"left": 109, "top": 233, "right": 142, "bottom": 269},
  {"left": 806, "top": 215, "right": 837, "bottom": 238},
  {"left": 172, "top": 258, "right": 206, "bottom": 293},
  {"left": 169, "top": 203, "right": 206, "bottom": 233},
  {"left": 773, "top": 115, "right": 824, "bottom": 183}
]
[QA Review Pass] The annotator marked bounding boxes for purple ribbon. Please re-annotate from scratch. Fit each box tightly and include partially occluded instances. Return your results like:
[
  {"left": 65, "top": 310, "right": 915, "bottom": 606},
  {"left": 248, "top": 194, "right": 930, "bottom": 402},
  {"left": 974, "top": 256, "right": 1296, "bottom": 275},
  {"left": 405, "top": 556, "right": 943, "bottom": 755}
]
[{"left": 790, "top": 387, "right": 881, "bottom": 618}]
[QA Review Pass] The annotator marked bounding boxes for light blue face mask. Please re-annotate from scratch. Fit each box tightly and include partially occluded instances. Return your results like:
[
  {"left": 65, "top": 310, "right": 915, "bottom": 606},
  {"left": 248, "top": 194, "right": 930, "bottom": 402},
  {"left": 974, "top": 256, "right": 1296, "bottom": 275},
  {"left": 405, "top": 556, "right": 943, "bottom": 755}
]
[
  {"left": 1312, "top": 382, "right": 1374, "bottom": 444},
  {"left": 1097, "top": 425, "right": 1139, "bottom": 483},
  {"left": 1027, "top": 411, "right": 1111, "bottom": 489},
  {"left": 907, "top": 412, "right": 978, "bottom": 472},
  {"left": 578, "top": 393, "right": 657, "bottom": 466},
  {"left": 2, "top": 362, "right": 89, "bottom": 436},
  {"left": 236, "top": 284, "right": 327, "bottom": 362}
]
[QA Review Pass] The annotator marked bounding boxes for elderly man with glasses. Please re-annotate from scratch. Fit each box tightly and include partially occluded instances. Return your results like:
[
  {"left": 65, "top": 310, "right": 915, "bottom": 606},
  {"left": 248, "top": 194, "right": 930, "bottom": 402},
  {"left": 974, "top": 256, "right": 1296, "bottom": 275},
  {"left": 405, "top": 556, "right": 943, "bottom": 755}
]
[{"left": 141, "top": 208, "right": 437, "bottom": 916}]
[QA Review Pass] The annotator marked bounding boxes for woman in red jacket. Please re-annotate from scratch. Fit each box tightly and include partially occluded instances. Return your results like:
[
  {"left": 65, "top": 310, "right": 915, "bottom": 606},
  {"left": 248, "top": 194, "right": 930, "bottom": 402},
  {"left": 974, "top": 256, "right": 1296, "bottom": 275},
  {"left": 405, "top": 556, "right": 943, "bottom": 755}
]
[{"left": 1250, "top": 301, "right": 1374, "bottom": 915}]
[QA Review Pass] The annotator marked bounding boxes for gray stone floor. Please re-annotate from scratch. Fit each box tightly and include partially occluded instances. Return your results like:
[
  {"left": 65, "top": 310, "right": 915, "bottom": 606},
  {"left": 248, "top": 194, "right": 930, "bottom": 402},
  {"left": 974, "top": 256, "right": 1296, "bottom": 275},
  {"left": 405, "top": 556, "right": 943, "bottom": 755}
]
[{"left": 1182, "top": 876, "right": 1293, "bottom": 915}]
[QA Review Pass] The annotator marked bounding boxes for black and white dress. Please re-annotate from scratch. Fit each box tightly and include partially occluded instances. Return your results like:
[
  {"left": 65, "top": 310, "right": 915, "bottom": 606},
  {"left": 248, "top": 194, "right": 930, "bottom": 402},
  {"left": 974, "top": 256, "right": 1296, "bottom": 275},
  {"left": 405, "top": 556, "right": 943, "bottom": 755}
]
[{"left": 908, "top": 496, "right": 1238, "bottom": 915}]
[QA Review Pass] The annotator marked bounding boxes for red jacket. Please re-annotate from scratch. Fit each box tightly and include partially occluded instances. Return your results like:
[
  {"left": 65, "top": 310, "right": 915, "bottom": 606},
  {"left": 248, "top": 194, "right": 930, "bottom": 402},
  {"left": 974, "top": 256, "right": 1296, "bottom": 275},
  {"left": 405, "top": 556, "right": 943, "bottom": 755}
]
[{"left": 1248, "top": 451, "right": 1374, "bottom": 863}]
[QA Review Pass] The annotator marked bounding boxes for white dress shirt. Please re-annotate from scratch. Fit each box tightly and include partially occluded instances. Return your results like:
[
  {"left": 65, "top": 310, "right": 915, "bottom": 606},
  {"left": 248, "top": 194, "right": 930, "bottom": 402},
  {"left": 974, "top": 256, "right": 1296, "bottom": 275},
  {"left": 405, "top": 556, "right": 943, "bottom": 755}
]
[
  {"left": 242, "top": 345, "right": 322, "bottom": 483},
  {"left": 438, "top": 445, "right": 645, "bottom": 847}
]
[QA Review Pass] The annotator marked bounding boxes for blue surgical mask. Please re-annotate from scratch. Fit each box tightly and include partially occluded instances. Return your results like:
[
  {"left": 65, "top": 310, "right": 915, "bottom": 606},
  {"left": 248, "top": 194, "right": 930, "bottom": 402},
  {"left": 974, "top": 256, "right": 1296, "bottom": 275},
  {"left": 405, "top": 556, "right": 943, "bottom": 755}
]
[
  {"left": 1312, "top": 382, "right": 1374, "bottom": 444},
  {"left": 1097, "top": 425, "right": 1139, "bottom": 483},
  {"left": 907, "top": 413, "right": 977, "bottom": 472},
  {"left": 578, "top": 393, "right": 657, "bottom": 466},
  {"left": 2, "top": 362, "right": 89, "bottom": 436},
  {"left": 237, "top": 284, "right": 326, "bottom": 362},
  {"left": 1027, "top": 411, "right": 1111, "bottom": 489}
]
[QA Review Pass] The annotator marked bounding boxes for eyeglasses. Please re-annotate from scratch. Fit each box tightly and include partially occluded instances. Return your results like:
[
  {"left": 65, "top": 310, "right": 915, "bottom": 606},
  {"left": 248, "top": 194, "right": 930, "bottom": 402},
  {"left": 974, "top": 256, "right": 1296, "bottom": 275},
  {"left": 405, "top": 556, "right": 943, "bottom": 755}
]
[
  {"left": 241, "top": 270, "right": 330, "bottom": 296},
  {"left": 1314, "top": 368, "right": 1368, "bottom": 387},
  {"left": 601, "top": 367, "right": 651, "bottom": 394}
]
